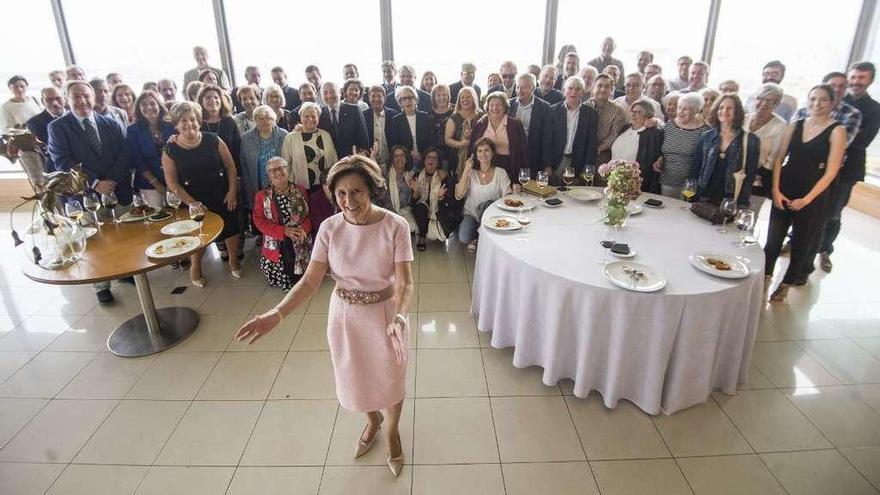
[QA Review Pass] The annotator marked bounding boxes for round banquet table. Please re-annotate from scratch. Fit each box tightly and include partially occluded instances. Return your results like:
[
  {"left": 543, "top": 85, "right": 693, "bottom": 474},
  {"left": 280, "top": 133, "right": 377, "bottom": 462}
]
[
  {"left": 21, "top": 209, "right": 223, "bottom": 357},
  {"left": 471, "top": 187, "right": 765, "bottom": 415}
]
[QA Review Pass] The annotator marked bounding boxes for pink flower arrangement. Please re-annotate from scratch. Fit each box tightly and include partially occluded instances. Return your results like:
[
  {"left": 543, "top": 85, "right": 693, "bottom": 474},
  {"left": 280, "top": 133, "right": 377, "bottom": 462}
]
[{"left": 599, "top": 160, "right": 643, "bottom": 204}]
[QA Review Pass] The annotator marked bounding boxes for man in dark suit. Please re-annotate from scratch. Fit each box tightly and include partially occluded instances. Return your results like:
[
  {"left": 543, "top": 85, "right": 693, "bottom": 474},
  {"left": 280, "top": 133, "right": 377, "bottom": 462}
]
[
  {"left": 380, "top": 60, "right": 399, "bottom": 97},
  {"left": 23, "top": 86, "right": 66, "bottom": 178},
  {"left": 390, "top": 86, "right": 433, "bottom": 168},
  {"left": 449, "top": 62, "right": 482, "bottom": 104},
  {"left": 363, "top": 85, "right": 399, "bottom": 165},
  {"left": 270, "top": 66, "right": 302, "bottom": 112},
  {"left": 487, "top": 61, "right": 518, "bottom": 99},
  {"left": 548, "top": 76, "right": 598, "bottom": 182},
  {"left": 318, "top": 81, "right": 369, "bottom": 157},
  {"left": 535, "top": 65, "right": 565, "bottom": 105},
  {"left": 397, "top": 65, "right": 432, "bottom": 113},
  {"left": 554, "top": 52, "right": 580, "bottom": 90},
  {"left": 509, "top": 73, "right": 553, "bottom": 173},
  {"left": 47, "top": 81, "right": 133, "bottom": 304}
]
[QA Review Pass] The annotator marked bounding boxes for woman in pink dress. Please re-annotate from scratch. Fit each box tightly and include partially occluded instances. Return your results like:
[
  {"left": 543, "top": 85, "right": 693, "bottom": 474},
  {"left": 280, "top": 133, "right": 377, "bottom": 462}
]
[{"left": 235, "top": 155, "right": 415, "bottom": 478}]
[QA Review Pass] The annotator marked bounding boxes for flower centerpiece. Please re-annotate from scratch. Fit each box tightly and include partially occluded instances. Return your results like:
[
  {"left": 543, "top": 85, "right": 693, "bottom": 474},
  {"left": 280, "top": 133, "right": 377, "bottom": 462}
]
[{"left": 598, "top": 160, "right": 643, "bottom": 228}]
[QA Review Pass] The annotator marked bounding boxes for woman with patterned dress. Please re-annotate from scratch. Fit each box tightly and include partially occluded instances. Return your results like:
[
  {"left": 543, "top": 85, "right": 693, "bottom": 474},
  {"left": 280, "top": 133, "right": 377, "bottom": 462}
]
[
  {"left": 281, "top": 102, "right": 338, "bottom": 231},
  {"left": 252, "top": 157, "right": 311, "bottom": 290},
  {"left": 237, "top": 155, "right": 415, "bottom": 479}
]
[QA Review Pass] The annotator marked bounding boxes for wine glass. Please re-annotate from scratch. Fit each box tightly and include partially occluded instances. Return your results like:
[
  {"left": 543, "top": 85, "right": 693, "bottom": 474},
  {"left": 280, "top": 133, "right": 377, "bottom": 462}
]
[
  {"left": 536, "top": 170, "right": 549, "bottom": 189},
  {"left": 518, "top": 168, "right": 531, "bottom": 192},
  {"left": 189, "top": 202, "right": 207, "bottom": 238},
  {"left": 581, "top": 165, "right": 596, "bottom": 187},
  {"left": 597, "top": 225, "right": 616, "bottom": 265},
  {"left": 562, "top": 166, "right": 575, "bottom": 188},
  {"left": 680, "top": 179, "right": 697, "bottom": 209},
  {"left": 100, "top": 191, "right": 119, "bottom": 223},
  {"left": 64, "top": 200, "right": 84, "bottom": 225},
  {"left": 132, "top": 192, "right": 148, "bottom": 224},
  {"left": 516, "top": 206, "right": 531, "bottom": 240},
  {"left": 166, "top": 190, "right": 182, "bottom": 219},
  {"left": 735, "top": 209, "right": 757, "bottom": 247},
  {"left": 717, "top": 198, "right": 737, "bottom": 234},
  {"left": 83, "top": 193, "right": 101, "bottom": 225}
]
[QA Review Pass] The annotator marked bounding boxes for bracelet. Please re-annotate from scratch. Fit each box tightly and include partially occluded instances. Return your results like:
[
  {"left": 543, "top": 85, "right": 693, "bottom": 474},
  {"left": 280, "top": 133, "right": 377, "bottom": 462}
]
[{"left": 394, "top": 313, "right": 407, "bottom": 327}]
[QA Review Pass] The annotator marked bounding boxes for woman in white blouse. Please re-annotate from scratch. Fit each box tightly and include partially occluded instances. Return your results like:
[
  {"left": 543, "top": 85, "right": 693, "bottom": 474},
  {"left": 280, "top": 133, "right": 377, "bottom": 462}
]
[
  {"left": 1, "top": 76, "right": 42, "bottom": 129},
  {"left": 611, "top": 100, "right": 664, "bottom": 192},
  {"left": 454, "top": 137, "right": 512, "bottom": 252},
  {"left": 744, "top": 83, "right": 788, "bottom": 200}
]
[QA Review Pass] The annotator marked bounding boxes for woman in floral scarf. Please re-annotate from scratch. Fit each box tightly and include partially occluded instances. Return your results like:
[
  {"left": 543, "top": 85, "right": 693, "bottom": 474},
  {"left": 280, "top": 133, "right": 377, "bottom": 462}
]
[{"left": 252, "top": 156, "right": 312, "bottom": 290}]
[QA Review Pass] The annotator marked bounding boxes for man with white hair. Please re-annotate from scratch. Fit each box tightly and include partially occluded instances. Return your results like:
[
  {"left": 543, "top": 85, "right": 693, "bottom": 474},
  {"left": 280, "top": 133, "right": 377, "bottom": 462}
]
[
  {"left": 395, "top": 65, "right": 432, "bottom": 113},
  {"left": 509, "top": 73, "right": 553, "bottom": 172},
  {"left": 535, "top": 65, "right": 564, "bottom": 105},
  {"left": 318, "top": 81, "right": 369, "bottom": 158},
  {"left": 488, "top": 61, "right": 519, "bottom": 99},
  {"left": 588, "top": 37, "right": 625, "bottom": 90},
  {"left": 183, "top": 46, "right": 230, "bottom": 90},
  {"left": 548, "top": 76, "right": 599, "bottom": 182}
]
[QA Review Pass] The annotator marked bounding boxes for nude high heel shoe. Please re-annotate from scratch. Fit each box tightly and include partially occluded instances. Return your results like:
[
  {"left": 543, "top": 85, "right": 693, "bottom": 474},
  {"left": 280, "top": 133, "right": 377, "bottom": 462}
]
[
  {"left": 387, "top": 432, "right": 404, "bottom": 478},
  {"left": 354, "top": 412, "right": 383, "bottom": 459}
]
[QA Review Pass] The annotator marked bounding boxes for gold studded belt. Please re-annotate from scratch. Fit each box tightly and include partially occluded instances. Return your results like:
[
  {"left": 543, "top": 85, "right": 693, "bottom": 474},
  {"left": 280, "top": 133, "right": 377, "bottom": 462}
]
[{"left": 334, "top": 285, "right": 394, "bottom": 304}]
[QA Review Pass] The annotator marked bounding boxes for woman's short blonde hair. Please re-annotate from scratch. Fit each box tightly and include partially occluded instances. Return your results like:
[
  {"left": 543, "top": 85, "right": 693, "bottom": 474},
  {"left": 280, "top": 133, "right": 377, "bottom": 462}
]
[
  {"left": 262, "top": 83, "right": 285, "bottom": 108},
  {"left": 325, "top": 155, "right": 387, "bottom": 205},
  {"left": 252, "top": 104, "right": 277, "bottom": 122},
  {"left": 298, "top": 101, "right": 321, "bottom": 118},
  {"left": 454, "top": 86, "right": 482, "bottom": 113},
  {"left": 394, "top": 85, "right": 418, "bottom": 105},
  {"left": 169, "top": 101, "right": 203, "bottom": 126}
]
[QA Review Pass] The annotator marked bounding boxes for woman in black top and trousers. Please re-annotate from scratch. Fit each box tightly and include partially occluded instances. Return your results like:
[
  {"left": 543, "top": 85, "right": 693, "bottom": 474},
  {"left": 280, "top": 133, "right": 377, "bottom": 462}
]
[{"left": 764, "top": 85, "right": 846, "bottom": 302}]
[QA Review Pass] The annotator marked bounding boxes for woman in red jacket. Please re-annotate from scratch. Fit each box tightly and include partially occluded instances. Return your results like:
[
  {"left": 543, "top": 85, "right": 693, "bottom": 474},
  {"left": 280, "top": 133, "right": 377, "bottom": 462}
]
[
  {"left": 468, "top": 91, "right": 529, "bottom": 181},
  {"left": 252, "top": 156, "right": 312, "bottom": 290}
]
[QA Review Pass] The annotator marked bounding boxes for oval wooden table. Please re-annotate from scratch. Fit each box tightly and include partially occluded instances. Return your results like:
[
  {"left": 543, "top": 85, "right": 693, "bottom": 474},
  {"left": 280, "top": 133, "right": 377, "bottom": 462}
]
[{"left": 21, "top": 209, "right": 223, "bottom": 357}]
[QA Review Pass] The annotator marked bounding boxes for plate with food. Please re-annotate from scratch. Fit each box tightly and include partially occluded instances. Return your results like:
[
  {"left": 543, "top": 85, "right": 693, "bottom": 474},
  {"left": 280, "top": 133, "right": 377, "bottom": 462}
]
[
  {"left": 689, "top": 252, "right": 751, "bottom": 279},
  {"left": 119, "top": 206, "right": 159, "bottom": 223},
  {"left": 485, "top": 215, "right": 521, "bottom": 232},
  {"left": 145, "top": 236, "right": 201, "bottom": 259},
  {"left": 568, "top": 189, "right": 603, "bottom": 202},
  {"left": 160, "top": 220, "right": 201, "bottom": 236},
  {"left": 603, "top": 261, "right": 666, "bottom": 292},
  {"left": 146, "top": 210, "right": 174, "bottom": 222},
  {"left": 496, "top": 196, "right": 537, "bottom": 212}
]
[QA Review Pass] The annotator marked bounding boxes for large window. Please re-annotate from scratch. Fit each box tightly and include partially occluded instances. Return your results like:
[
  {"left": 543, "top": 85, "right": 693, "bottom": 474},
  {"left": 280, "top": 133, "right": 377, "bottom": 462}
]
[
  {"left": 0, "top": 0, "right": 66, "bottom": 172},
  {"left": 712, "top": 0, "right": 862, "bottom": 111},
  {"left": 225, "top": 0, "right": 382, "bottom": 88},
  {"left": 555, "top": 0, "right": 709, "bottom": 81},
  {"left": 393, "top": 0, "right": 545, "bottom": 88},
  {"left": 64, "top": 0, "right": 220, "bottom": 94}
]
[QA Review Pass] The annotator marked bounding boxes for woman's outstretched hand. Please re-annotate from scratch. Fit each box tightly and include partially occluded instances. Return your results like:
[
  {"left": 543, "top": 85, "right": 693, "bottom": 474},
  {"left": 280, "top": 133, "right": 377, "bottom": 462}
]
[
  {"left": 235, "top": 309, "right": 282, "bottom": 345},
  {"left": 386, "top": 318, "right": 407, "bottom": 365}
]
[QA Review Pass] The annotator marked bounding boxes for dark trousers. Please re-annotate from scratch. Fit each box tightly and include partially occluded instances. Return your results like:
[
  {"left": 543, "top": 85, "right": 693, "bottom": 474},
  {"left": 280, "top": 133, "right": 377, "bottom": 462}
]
[
  {"left": 412, "top": 202, "right": 430, "bottom": 238},
  {"left": 764, "top": 198, "right": 828, "bottom": 284},
  {"left": 818, "top": 179, "right": 856, "bottom": 255}
]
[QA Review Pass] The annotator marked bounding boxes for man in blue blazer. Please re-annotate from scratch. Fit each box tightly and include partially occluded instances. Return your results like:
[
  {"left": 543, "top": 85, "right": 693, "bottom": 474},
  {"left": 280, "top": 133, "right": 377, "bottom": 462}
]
[
  {"left": 488, "top": 61, "right": 519, "bottom": 99},
  {"left": 395, "top": 66, "right": 432, "bottom": 113},
  {"left": 548, "top": 76, "right": 599, "bottom": 181},
  {"left": 47, "top": 81, "right": 133, "bottom": 304},
  {"left": 318, "top": 81, "right": 369, "bottom": 157},
  {"left": 23, "top": 86, "right": 67, "bottom": 178},
  {"left": 449, "top": 62, "right": 482, "bottom": 104},
  {"left": 508, "top": 73, "right": 553, "bottom": 173},
  {"left": 363, "top": 85, "right": 399, "bottom": 165},
  {"left": 390, "top": 86, "right": 433, "bottom": 168}
]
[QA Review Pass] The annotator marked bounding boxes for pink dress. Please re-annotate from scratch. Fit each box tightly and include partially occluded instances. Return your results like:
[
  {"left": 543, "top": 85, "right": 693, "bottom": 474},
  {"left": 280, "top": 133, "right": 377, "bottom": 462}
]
[{"left": 311, "top": 210, "right": 414, "bottom": 412}]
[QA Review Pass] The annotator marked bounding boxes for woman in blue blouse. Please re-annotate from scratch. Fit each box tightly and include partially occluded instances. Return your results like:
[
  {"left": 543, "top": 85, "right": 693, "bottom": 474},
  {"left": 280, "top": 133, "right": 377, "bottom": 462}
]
[
  {"left": 127, "top": 90, "right": 175, "bottom": 208},
  {"left": 240, "top": 104, "right": 288, "bottom": 214}
]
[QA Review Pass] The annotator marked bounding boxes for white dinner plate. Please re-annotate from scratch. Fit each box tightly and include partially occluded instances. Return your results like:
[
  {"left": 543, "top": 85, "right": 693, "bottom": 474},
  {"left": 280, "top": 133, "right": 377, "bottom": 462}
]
[
  {"left": 568, "top": 189, "right": 603, "bottom": 202},
  {"left": 689, "top": 251, "right": 752, "bottom": 279},
  {"left": 603, "top": 261, "right": 666, "bottom": 292},
  {"left": 626, "top": 203, "right": 643, "bottom": 215},
  {"left": 145, "top": 236, "right": 201, "bottom": 259},
  {"left": 161, "top": 220, "right": 201, "bottom": 236},
  {"left": 496, "top": 196, "right": 537, "bottom": 212},
  {"left": 485, "top": 215, "right": 521, "bottom": 232},
  {"left": 118, "top": 207, "right": 159, "bottom": 223},
  {"left": 83, "top": 226, "right": 98, "bottom": 239},
  {"left": 610, "top": 249, "right": 637, "bottom": 259}
]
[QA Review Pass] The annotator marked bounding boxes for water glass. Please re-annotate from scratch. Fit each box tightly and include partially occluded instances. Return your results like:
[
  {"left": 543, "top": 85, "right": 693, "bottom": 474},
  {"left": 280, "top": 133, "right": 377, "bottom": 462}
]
[
  {"left": 717, "top": 198, "right": 737, "bottom": 233},
  {"left": 166, "top": 190, "right": 182, "bottom": 211},
  {"left": 562, "top": 166, "right": 575, "bottom": 187},
  {"left": 518, "top": 168, "right": 531, "bottom": 189},
  {"left": 735, "top": 210, "right": 757, "bottom": 247},
  {"left": 83, "top": 193, "right": 101, "bottom": 225},
  {"left": 581, "top": 165, "right": 596, "bottom": 186},
  {"left": 536, "top": 170, "right": 549, "bottom": 189},
  {"left": 64, "top": 200, "right": 84, "bottom": 224}
]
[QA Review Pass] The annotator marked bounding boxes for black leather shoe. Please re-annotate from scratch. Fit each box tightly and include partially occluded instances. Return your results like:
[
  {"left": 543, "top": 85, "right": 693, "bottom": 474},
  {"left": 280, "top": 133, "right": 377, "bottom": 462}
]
[
  {"left": 96, "top": 289, "right": 114, "bottom": 304},
  {"left": 119, "top": 277, "right": 135, "bottom": 285}
]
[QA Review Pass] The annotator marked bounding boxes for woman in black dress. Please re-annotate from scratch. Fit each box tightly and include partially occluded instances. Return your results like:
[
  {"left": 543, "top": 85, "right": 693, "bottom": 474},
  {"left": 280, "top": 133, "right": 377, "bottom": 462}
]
[
  {"left": 765, "top": 84, "right": 846, "bottom": 302},
  {"left": 163, "top": 101, "right": 243, "bottom": 287}
]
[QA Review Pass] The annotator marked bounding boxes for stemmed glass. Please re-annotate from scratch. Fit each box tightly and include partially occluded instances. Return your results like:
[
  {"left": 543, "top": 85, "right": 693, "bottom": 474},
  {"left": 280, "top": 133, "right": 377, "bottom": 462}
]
[
  {"left": 100, "top": 191, "right": 119, "bottom": 223},
  {"left": 680, "top": 179, "right": 697, "bottom": 209},
  {"left": 189, "top": 202, "right": 207, "bottom": 238},
  {"left": 64, "top": 200, "right": 84, "bottom": 224},
  {"left": 83, "top": 193, "right": 101, "bottom": 225},
  {"left": 132, "top": 192, "right": 148, "bottom": 225},
  {"left": 516, "top": 206, "right": 531, "bottom": 241},
  {"left": 518, "top": 168, "right": 530, "bottom": 194},
  {"left": 536, "top": 170, "right": 549, "bottom": 190},
  {"left": 581, "top": 165, "right": 596, "bottom": 187},
  {"left": 717, "top": 198, "right": 737, "bottom": 233},
  {"left": 597, "top": 225, "right": 616, "bottom": 265},
  {"left": 166, "top": 190, "right": 182, "bottom": 218},
  {"left": 735, "top": 210, "right": 757, "bottom": 247},
  {"left": 562, "top": 166, "right": 575, "bottom": 190}
]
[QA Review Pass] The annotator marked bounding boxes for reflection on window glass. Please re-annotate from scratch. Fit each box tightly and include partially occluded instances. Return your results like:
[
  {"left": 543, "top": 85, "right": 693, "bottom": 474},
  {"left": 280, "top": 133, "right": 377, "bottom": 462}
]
[
  {"left": 712, "top": 0, "right": 861, "bottom": 112},
  {"left": 865, "top": 20, "right": 880, "bottom": 180},
  {"left": 64, "top": 0, "right": 219, "bottom": 95},
  {"left": 555, "top": 0, "right": 708, "bottom": 80},
  {"left": 0, "top": 0, "right": 65, "bottom": 172},
  {"left": 225, "top": 0, "right": 382, "bottom": 88},
  {"left": 394, "top": 0, "right": 544, "bottom": 88}
]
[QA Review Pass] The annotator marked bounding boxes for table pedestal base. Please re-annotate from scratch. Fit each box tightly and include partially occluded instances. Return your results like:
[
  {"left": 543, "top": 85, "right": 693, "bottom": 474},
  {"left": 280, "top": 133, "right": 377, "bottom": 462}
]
[{"left": 107, "top": 307, "right": 200, "bottom": 357}]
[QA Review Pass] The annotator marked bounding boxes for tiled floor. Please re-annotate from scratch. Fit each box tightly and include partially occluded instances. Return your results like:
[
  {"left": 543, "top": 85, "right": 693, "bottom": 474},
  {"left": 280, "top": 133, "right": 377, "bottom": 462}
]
[{"left": 1, "top": 206, "right": 880, "bottom": 494}]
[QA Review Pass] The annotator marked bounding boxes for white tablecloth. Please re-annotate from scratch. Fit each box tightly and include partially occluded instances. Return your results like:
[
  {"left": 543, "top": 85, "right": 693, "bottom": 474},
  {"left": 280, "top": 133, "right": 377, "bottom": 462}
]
[{"left": 471, "top": 188, "right": 765, "bottom": 414}]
